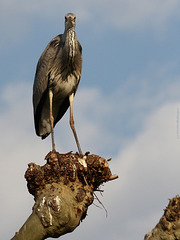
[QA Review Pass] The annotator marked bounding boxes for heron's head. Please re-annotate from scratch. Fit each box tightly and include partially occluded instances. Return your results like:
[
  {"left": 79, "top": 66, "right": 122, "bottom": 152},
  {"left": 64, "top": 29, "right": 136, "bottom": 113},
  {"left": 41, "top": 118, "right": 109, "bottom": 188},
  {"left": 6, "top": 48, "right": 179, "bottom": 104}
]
[{"left": 65, "top": 13, "right": 76, "bottom": 31}]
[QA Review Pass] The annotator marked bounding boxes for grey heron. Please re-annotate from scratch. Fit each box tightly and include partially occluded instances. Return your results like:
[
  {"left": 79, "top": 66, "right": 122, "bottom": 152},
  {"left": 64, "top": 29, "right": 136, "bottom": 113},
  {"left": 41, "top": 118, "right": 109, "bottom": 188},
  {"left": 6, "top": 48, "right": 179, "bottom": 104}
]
[{"left": 33, "top": 13, "right": 83, "bottom": 156}]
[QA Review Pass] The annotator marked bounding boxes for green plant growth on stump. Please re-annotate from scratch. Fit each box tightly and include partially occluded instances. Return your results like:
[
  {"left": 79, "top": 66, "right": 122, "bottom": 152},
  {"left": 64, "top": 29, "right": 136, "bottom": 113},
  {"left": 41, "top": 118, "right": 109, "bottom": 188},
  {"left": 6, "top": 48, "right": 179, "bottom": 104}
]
[{"left": 11, "top": 151, "right": 118, "bottom": 240}]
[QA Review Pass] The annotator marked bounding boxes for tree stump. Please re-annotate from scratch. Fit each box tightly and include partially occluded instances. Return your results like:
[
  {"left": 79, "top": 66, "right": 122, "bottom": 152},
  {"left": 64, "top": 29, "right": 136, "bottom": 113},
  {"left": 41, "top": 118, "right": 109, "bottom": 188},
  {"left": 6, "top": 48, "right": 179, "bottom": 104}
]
[
  {"left": 145, "top": 195, "right": 180, "bottom": 240},
  {"left": 11, "top": 151, "right": 118, "bottom": 240}
]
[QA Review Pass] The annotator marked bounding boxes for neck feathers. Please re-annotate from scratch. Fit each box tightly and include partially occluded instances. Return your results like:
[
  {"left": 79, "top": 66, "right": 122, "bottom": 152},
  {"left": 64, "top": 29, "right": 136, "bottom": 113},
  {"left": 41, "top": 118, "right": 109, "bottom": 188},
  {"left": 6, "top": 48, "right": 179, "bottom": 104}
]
[{"left": 64, "top": 29, "right": 77, "bottom": 58}]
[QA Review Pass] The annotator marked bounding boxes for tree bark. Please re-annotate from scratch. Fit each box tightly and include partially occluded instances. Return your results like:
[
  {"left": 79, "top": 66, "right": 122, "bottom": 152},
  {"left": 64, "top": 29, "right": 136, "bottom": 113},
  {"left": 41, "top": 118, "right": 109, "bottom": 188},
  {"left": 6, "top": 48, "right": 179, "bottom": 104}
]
[
  {"left": 11, "top": 151, "right": 118, "bottom": 240},
  {"left": 144, "top": 195, "right": 180, "bottom": 240}
]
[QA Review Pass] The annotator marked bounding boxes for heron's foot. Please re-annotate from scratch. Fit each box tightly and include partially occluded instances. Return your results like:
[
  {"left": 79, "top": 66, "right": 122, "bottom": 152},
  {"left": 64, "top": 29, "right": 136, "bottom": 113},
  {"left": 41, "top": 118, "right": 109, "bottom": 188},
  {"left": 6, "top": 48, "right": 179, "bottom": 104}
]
[
  {"left": 77, "top": 155, "right": 87, "bottom": 168},
  {"left": 45, "top": 150, "right": 59, "bottom": 163}
]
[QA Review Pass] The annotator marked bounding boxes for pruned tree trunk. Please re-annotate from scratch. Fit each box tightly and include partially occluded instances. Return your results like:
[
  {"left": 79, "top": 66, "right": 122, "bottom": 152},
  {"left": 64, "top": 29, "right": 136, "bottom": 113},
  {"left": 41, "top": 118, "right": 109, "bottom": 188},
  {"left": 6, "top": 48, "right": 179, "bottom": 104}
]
[
  {"left": 144, "top": 195, "right": 180, "bottom": 240},
  {"left": 11, "top": 151, "right": 118, "bottom": 240}
]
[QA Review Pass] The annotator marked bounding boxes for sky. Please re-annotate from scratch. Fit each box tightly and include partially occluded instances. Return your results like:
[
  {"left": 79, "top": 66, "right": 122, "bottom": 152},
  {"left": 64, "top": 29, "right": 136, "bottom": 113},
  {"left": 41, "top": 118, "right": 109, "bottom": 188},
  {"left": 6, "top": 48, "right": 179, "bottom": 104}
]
[{"left": 1, "top": 0, "right": 180, "bottom": 239}]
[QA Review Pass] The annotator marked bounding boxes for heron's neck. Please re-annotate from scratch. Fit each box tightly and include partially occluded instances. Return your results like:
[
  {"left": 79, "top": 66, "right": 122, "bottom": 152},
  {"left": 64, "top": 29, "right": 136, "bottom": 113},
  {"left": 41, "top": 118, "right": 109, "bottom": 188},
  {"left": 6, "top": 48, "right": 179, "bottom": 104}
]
[{"left": 64, "top": 28, "right": 77, "bottom": 58}]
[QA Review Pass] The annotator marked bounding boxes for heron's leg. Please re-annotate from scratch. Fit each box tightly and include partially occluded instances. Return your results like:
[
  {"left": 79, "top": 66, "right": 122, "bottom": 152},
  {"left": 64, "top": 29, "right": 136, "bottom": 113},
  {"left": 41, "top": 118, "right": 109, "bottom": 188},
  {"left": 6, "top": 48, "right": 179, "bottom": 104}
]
[
  {"left": 49, "top": 89, "right": 56, "bottom": 151},
  {"left": 69, "top": 93, "right": 83, "bottom": 156}
]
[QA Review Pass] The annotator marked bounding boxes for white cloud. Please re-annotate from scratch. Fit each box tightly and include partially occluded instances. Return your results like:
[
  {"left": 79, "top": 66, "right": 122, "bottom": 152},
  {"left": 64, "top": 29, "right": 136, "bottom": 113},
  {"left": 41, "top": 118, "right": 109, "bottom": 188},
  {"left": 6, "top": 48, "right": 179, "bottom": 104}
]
[
  {"left": 1, "top": 0, "right": 180, "bottom": 47},
  {"left": 102, "top": 102, "right": 180, "bottom": 239},
  {"left": 103, "top": 0, "right": 180, "bottom": 30}
]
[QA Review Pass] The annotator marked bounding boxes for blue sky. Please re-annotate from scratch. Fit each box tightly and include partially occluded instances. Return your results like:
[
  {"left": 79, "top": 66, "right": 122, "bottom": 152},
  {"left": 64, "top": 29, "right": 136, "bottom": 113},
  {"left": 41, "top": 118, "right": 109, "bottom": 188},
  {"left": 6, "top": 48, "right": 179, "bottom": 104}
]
[{"left": 1, "top": 1, "right": 180, "bottom": 239}]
